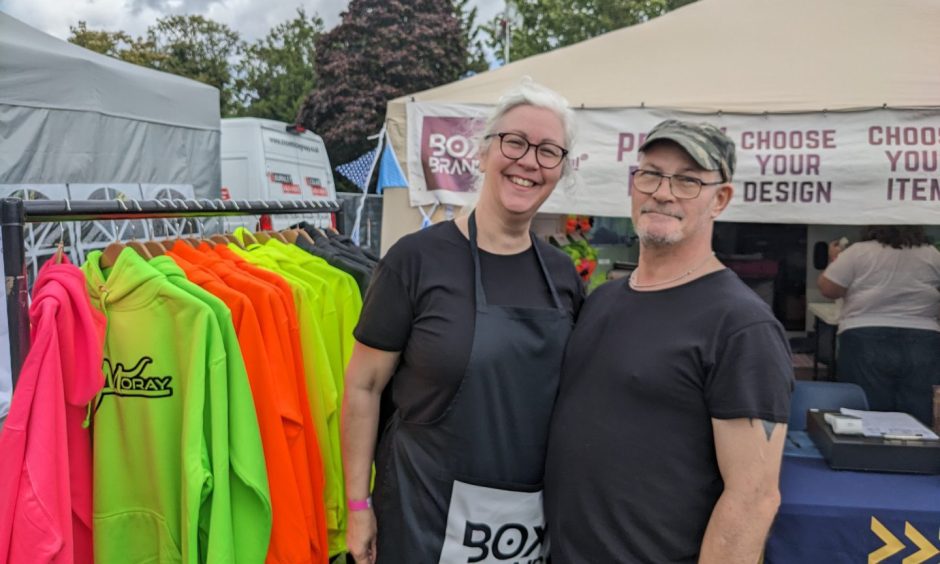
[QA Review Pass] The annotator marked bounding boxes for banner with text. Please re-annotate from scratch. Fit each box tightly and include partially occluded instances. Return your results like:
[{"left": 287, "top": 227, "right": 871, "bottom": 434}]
[{"left": 406, "top": 103, "right": 940, "bottom": 224}]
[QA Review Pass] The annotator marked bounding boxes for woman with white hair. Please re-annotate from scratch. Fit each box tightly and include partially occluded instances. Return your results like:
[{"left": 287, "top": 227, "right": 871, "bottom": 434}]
[{"left": 341, "top": 79, "right": 584, "bottom": 563}]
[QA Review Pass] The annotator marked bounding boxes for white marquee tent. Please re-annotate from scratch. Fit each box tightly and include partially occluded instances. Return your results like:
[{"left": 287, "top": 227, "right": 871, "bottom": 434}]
[
  {"left": 0, "top": 12, "right": 221, "bottom": 198},
  {"left": 385, "top": 0, "right": 940, "bottom": 225}
]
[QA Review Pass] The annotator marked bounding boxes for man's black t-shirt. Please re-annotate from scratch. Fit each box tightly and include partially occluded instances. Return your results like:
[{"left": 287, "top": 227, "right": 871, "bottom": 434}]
[
  {"left": 354, "top": 220, "right": 584, "bottom": 423},
  {"left": 544, "top": 269, "right": 793, "bottom": 563}
]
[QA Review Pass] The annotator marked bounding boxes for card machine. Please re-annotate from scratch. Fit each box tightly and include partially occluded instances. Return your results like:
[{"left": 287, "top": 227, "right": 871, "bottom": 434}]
[{"left": 807, "top": 411, "right": 940, "bottom": 474}]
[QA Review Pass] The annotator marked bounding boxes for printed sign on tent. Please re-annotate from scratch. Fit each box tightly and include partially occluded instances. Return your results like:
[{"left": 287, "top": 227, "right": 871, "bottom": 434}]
[
  {"left": 406, "top": 103, "right": 940, "bottom": 225},
  {"left": 419, "top": 116, "right": 485, "bottom": 193}
]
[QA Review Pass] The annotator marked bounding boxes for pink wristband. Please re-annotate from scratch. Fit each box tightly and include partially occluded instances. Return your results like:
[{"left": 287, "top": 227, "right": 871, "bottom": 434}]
[{"left": 348, "top": 496, "right": 372, "bottom": 511}]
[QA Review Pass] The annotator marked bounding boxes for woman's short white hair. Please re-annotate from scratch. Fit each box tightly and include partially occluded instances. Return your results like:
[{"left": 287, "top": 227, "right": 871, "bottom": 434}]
[{"left": 477, "top": 77, "right": 577, "bottom": 180}]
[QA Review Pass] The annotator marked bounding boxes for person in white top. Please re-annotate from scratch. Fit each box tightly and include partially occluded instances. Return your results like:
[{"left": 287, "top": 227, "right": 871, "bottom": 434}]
[{"left": 818, "top": 226, "right": 940, "bottom": 425}]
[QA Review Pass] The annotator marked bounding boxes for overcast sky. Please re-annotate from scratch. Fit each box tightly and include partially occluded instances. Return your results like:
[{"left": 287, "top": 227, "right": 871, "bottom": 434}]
[{"left": 0, "top": 0, "right": 505, "bottom": 44}]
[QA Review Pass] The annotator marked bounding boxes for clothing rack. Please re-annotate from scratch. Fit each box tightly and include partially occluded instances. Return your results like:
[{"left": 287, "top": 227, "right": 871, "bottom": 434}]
[{"left": 1, "top": 197, "right": 342, "bottom": 387}]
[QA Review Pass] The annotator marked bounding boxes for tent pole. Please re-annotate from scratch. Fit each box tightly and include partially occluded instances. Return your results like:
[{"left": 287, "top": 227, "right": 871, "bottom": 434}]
[{"left": 1, "top": 198, "right": 28, "bottom": 387}]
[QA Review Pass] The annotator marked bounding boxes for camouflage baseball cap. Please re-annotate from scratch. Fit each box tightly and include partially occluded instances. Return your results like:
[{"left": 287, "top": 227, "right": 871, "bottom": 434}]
[{"left": 639, "top": 119, "right": 736, "bottom": 181}]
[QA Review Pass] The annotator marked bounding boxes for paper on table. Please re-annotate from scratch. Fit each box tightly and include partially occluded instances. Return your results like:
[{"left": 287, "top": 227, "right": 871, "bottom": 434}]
[{"left": 840, "top": 408, "right": 939, "bottom": 440}]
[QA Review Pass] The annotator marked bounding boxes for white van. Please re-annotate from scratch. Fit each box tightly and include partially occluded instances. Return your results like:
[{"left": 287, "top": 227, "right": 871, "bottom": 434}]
[{"left": 220, "top": 117, "right": 337, "bottom": 229}]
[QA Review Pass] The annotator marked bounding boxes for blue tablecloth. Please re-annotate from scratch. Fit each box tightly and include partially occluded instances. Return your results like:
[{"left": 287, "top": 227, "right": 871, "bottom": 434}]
[{"left": 765, "top": 455, "right": 940, "bottom": 563}]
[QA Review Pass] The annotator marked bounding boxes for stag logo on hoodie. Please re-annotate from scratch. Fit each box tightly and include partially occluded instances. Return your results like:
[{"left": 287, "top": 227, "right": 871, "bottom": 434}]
[{"left": 98, "top": 357, "right": 173, "bottom": 402}]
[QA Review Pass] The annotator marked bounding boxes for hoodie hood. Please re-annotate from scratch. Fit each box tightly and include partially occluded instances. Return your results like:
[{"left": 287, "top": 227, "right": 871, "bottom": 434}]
[
  {"left": 148, "top": 256, "right": 187, "bottom": 283},
  {"left": 167, "top": 253, "right": 224, "bottom": 287},
  {"left": 30, "top": 255, "right": 107, "bottom": 406},
  {"left": 82, "top": 248, "right": 165, "bottom": 311}
]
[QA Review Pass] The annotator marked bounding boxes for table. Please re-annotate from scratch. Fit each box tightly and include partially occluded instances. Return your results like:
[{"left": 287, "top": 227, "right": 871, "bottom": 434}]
[
  {"left": 765, "top": 455, "right": 940, "bottom": 563},
  {"left": 808, "top": 302, "right": 842, "bottom": 380}
]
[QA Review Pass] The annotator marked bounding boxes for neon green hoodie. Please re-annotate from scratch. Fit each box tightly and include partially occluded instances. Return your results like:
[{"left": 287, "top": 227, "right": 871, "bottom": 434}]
[
  {"left": 149, "top": 255, "right": 272, "bottom": 563},
  {"left": 83, "top": 248, "right": 249, "bottom": 563}
]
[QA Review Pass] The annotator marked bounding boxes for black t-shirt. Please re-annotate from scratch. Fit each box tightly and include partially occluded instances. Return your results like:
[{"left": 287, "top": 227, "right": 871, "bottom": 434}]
[
  {"left": 354, "top": 220, "right": 584, "bottom": 424},
  {"left": 544, "top": 269, "right": 793, "bottom": 563}
]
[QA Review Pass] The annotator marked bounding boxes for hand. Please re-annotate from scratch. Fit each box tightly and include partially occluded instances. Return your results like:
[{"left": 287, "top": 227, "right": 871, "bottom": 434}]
[{"left": 347, "top": 508, "right": 378, "bottom": 564}]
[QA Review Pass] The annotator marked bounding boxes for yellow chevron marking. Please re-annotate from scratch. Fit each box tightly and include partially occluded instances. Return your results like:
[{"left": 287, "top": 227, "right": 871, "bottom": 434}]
[
  {"left": 902, "top": 522, "right": 939, "bottom": 564},
  {"left": 870, "top": 517, "right": 905, "bottom": 564}
]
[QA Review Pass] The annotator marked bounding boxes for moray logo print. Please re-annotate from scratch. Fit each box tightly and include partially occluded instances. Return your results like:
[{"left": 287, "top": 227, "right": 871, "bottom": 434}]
[{"left": 95, "top": 357, "right": 173, "bottom": 412}]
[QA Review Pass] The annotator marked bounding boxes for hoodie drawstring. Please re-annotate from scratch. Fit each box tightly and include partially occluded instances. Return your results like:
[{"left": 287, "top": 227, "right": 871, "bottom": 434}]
[{"left": 84, "top": 283, "right": 111, "bottom": 429}]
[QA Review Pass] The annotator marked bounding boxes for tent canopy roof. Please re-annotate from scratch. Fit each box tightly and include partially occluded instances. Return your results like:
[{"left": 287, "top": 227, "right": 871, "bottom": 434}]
[
  {"left": 390, "top": 0, "right": 940, "bottom": 113},
  {"left": 0, "top": 12, "right": 219, "bottom": 130}
]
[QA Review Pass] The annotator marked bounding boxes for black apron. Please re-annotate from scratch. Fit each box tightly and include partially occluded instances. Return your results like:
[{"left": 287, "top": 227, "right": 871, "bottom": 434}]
[{"left": 374, "top": 213, "right": 572, "bottom": 563}]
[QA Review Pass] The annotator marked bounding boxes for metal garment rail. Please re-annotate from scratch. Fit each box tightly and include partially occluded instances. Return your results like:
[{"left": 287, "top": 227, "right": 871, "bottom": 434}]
[{"left": 1, "top": 197, "right": 341, "bottom": 386}]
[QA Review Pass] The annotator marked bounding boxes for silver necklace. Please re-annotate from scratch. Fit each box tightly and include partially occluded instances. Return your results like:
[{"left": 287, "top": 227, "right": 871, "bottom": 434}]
[{"left": 629, "top": 252, "right": 716, "bottom": 289}]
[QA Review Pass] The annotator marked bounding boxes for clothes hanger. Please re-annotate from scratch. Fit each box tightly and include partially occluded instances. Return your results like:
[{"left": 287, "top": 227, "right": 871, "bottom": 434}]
[
  {"left": 219, "top": 200, "right": 244, "bottom": 247},
  {"left": 127, "top": 238, "right": 153, "bottom": 260},
  {"left": 162, "top": 200, "right": 190, "bottom": 248},
  {"left": 145, "top": 240, "right": 167, "bottom": 256},
  {"left": 99, "top": 241, "right": 125, "bottom": 269},
  {"left": 296, "top": 229, "right": 315, "bottom": 245},
  {"left": 100, "top": 200, "right": 133, "bottom": 268},
  {"left": 133, "top": 201, "right": 165, "bottom": 257},
  {"left": 241, "top": 229, "right": 261, "bottom": 246},
  {"left": 267, "top": 231, "right": 288, "bottom": 243},
  {"left": 53, "top": 203, "right": 68, "bottom": 264},
  {"left": 53, "top": 229, "right": 66, "bottom": 263},
  {"left": 146, "top": 200, "right": 172, "bottom": 254}
]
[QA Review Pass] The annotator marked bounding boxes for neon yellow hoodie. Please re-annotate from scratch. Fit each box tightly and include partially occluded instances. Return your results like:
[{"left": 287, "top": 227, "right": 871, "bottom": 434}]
[{"left": 83, "top": 248, "right": 261, "bottom": 563}]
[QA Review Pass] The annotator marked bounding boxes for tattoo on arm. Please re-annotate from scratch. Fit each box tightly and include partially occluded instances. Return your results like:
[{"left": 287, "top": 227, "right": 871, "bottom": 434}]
[{"left": 750, "top": 418, "right": 779, "bottom": 441}]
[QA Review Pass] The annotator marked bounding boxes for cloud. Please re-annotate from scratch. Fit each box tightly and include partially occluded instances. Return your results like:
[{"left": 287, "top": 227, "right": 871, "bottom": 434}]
[
  {"left": 0, "top": 0, "right": 350, "bottom": 40},
  {"left": 126, "top": 0, "right": 217, "bottom": 17},
  {"left": 0, "top": 0, "right": 505, "bottom": 53}
]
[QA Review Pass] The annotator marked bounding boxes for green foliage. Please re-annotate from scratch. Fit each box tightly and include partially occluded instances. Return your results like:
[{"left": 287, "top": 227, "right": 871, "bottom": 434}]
[
  {"left": 146, "top": 15, "right": 244, "bottom": 116},
  {"left": 68, "top": 21, "right": 128, "bottom": 56},
  {"left": 297, "top": 0, "right": 469, "bottom": 166},
  {"left": 484, "top": 0, "right": 670, "bottom": 64},
  {"left": 69, "top": 16, "right": 243, "bottom": 116},
  {"left": 454, "top": 0, "right": 489, "bottom": 75},
  {"left": 68, "top": 21, "right": 165, "bottom": 67},
  {"left": 233, "top": 8, "right": 324, "bottom": 122}
]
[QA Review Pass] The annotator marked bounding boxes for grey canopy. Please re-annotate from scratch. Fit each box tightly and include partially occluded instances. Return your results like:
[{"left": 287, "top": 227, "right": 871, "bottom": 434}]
[{"left": 0, "top": 12, "right": 221, "bottom": 198}]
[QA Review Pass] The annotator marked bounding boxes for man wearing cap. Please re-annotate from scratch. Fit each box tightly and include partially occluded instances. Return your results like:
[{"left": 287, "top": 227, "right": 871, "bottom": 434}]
[{"left": 544, "top": 120, "right": 793, "bottom": 563}]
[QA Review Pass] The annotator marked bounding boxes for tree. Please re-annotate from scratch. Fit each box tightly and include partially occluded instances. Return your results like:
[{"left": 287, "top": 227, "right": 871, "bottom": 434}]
[
  {"left": 146, "top": 15, "right": 244, "bottom": 116},
  {"left": 454, "top": 0, "right": 489, "bottom": 75},
  {"left": 297, "top": 0, "right": 469, "bottom": 169},
  {"left": 68, "top": 16, "right": 242, "bottom": 115},
  {"left": 234, "top": 8, "right": 324, "bottom": 122},
  {"left": 69, "top": 21, "right": 130, "bottom": 57},
  {"left": 69, "top": 21, "right": 164, "bottom": 67},
  {"left": 485, "top": 0, "right": 669, "bottom": 64}
]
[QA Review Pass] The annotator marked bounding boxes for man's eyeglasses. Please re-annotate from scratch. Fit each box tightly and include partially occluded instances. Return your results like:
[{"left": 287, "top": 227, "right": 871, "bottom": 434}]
[
  {"left": 630, "top": 169, "right": 725, "bottom": 200},
  {"left": 485, "top": 132, "right": 568, "bottom": 169}
]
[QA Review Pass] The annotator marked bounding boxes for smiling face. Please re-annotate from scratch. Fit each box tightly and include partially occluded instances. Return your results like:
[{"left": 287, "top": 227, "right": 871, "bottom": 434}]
[
  {"left": 478, "top": 105, "right": 567, "bottom": 219},
  {"left": 632, "top": 141, "right": 732, "bottom": 249}
]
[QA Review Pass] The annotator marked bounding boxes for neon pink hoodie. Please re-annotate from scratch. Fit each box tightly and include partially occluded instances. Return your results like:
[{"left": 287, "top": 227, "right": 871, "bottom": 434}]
[{"left": 0, "top": 255, "right": 106, "bottom": 563}]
